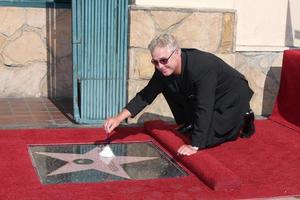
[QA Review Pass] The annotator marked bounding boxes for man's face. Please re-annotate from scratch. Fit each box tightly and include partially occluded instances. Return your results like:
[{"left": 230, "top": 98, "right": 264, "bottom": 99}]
[{"left": 151, "top": 47, "right": 179, "bottom": 76}]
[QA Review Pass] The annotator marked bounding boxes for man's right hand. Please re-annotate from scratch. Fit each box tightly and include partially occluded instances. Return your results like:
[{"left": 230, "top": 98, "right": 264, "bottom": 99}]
[
  {"left": 103, "top": 109, "right": 132, "bottom": 133},
  {"left": 103, "top": 117, "right": 121, "bottom": 133}
]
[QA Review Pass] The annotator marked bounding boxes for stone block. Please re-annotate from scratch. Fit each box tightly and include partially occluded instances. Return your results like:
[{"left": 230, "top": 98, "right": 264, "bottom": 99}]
[
  {"left": 42, "top": 26, "right": 47, "bottom": 38},
  {"left": 240, "top": 66, "right": 265, "bottom": 115},
  {"left": 129, "top": 48, "right": 154, "bottom": 79},
  {"left": 26, "top": 8, "right": 46, "bottom": 28},
  {"left": 0, "top": 34, "right": 7, "bottom": 50},
  {"left": 219, "top": 13, "right": 235, "bottom": 53},
  {"left": 234, "top": 52, "right": 285, "bottom": 116},
  {"left": 129, "top": 10, "right": 156, "bottom": 48},
  {"left": 127, "top": 79, "right": 173, "bottom": 124},
  {"left": 150, "top": 10, "right": 190, "bottom": 31},
  {"left": 2, "top": 31, "right": 47, "bottom": 65},
  {"left": 127, "top": 79, "right": 148, "bottom": 100},
  {"left": 271, "top": 52, "right": 283, "bottom": 67},
  {"left": 1, "top": 54, "right": 16, "bottom": 67},
  {"left": 172, "top": 12, "right": 222, "bottom": 52},
  {"left": 0, "top": 62, "right": 47, "bottom": 97},
  {"left": 0, "top": 7, "right": 26, "bottom": 36},
  {"left": 215, "top": 53, "right": 236, "bottom": 67}
]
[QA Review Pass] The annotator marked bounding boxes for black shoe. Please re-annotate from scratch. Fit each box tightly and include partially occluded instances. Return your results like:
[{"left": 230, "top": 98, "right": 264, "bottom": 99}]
[
  {"left": 240, "top": 109, "right": 255, "bottom": 138},
  {"left": 175, "top": 123, "right": 193, "bottom": 134}
]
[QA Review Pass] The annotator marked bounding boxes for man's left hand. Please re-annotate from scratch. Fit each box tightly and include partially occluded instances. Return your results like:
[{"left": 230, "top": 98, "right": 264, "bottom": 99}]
[{"left": 177, "top": 144, "right": 198, "bottom": 156}]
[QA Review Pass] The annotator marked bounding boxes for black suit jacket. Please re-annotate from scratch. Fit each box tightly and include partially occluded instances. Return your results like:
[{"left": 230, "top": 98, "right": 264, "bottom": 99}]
[{"left": 126, "top": 49, "right": 253, "bottom": 148}]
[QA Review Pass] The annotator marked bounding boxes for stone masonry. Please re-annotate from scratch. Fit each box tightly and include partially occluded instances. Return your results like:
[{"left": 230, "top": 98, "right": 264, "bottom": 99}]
[{"left": 0, "top": 7, "right": 72, "bottom": 98}]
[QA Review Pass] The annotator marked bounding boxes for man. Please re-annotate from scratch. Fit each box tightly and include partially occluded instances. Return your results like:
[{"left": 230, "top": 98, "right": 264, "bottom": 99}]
[{"left": 104, "top": 33, "right": 255, "bottom": 156}]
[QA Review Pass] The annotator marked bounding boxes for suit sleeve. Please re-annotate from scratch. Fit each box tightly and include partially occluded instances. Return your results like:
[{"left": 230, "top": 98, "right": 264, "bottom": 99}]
[
  {"left": 125, "top": 70, "right": 164, "bottom": 117},
  {"left": 191, "top": 69, "right": 217, "bottom": 148}
]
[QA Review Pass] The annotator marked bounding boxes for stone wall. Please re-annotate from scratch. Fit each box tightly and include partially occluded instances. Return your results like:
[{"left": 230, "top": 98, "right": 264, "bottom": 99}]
[{"left": 0, "top": 7, "right": 72, "bottom": 98}]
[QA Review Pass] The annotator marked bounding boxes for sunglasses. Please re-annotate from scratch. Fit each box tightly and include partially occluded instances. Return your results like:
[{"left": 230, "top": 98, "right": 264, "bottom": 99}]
[{"left": 151, "top": 49, "right": 176, "bottom": 66}]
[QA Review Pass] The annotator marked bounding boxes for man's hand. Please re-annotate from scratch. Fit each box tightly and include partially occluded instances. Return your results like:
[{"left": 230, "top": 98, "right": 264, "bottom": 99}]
[
  {"left": 177, "top": 144, "right": 198, "bottom": 156},
  {"left": 103, "top": 117, "right": 121, "bottom": 133},
  {"left": 103, "top": 109, "right": 132, "bottom": 133}
]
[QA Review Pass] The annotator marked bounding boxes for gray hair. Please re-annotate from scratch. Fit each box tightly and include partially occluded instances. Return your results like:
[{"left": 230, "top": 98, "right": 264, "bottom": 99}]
[{"left": 148, "top": 33, "right": 181, "bottom": 53}]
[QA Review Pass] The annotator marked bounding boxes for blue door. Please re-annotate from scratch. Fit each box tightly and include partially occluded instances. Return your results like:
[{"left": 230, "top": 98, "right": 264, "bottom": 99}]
[{"left": 72, "top": 0, "right": 128, "bottom": 123}]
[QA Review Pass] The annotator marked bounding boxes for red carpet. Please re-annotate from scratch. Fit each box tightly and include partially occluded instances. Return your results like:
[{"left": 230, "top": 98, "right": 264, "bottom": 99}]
[
  {"left": 1, "top": 120, "right": 300, "bottom": 200},
  {"left": 145, "top": 120, "right": 300, "bottom": 198}
]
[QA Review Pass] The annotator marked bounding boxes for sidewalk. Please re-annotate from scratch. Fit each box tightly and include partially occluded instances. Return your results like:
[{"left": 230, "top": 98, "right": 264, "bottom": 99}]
[{"left": 0, "top": 97, "right": 74, "bottom": 129}]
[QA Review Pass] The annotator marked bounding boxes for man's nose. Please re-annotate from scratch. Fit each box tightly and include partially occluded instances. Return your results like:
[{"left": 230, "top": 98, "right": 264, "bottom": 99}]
[{"left": 157, "top": 62, "right": 164, "bottom": 69}]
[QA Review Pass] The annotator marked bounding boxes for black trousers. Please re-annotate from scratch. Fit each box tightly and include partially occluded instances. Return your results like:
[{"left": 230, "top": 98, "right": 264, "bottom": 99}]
[{"left": 163, "top": 79, "right": 253, "bottom": 148}]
